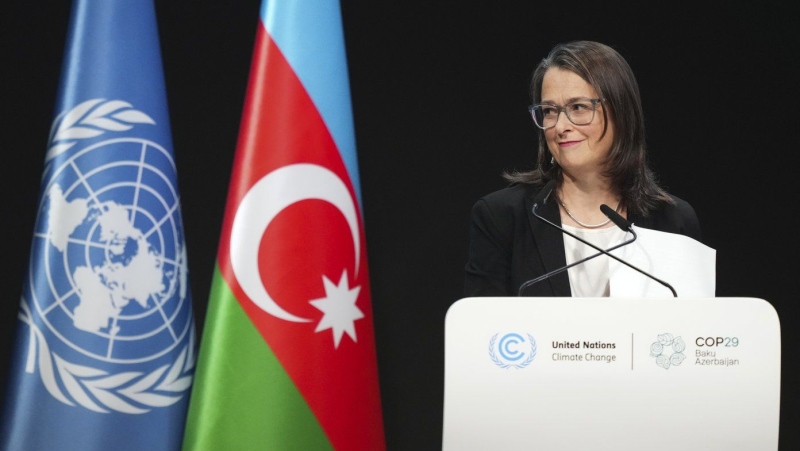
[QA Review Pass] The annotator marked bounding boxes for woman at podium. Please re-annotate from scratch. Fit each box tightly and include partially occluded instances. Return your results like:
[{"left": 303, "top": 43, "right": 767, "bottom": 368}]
[{"left": 464, "top": 41, "right": 701, "bottom": 298}]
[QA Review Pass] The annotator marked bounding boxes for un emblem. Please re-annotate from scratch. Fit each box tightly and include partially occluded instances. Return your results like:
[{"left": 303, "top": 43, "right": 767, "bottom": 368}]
[
  {"left": 488, "top": 333, "right": 537, "bottom": 369},
  {"left": 20, "top": 99, "right": 194, "bottom": 414}
]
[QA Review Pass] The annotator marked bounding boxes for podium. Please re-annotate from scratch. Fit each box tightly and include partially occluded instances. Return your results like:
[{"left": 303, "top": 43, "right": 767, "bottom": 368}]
[{"left": 442, "top": 297, "right": 781, "bottom": 451}]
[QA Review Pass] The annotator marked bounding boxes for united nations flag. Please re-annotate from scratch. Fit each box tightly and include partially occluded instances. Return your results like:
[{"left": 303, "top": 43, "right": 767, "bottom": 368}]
[{"left": 0, "top": 1, "right": 195, "bottom": 450}]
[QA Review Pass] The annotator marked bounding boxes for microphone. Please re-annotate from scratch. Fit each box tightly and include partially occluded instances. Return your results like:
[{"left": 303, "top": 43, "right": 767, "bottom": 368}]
[
  {"left": 600, "top": 203, "right": 632, "bottom": 231},
  {"left": 518, "top": 202, "right": 636, "bottom": 295},
  {"left": 519, "top": 203, "right": 678, "bottom": 297},
  {"left": 595, "top": 204, "right": 677, "bottom": 296},
  {"left": 517, "top": 210, "right": 635, "bottom": 295}
]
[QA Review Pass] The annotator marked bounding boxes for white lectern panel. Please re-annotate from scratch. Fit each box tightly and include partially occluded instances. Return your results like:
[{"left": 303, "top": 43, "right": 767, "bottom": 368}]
[{"left": 442, "top": 297, "right": 780, "bottom": 451}]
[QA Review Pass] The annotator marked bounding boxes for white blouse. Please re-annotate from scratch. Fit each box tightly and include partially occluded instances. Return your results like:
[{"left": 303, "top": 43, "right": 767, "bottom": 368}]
[{"left": 561, "top": 224, "right": 626, "bottom": 297}]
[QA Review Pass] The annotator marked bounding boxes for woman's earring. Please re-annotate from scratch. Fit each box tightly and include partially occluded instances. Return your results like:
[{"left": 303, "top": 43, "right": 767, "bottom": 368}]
[{"left": 550, "top": 156, "right": 554, "bottom": 164}]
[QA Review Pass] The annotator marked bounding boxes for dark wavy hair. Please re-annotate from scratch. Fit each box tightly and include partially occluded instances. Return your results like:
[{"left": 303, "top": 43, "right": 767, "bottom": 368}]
[{"left": 505, "top": 41, "right": 672, "bottom": 216}]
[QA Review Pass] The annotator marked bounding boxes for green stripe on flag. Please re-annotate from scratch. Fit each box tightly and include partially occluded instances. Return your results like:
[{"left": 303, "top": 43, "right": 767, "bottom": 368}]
[{"left": 182, "top": 266, "right": 332, "bottom": 450}]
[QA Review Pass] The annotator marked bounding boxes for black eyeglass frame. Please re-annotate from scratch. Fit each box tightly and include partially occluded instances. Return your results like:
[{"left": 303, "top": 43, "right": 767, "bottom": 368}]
[{"left": 527, "top": 98, "right": 604, "bottom": 130}]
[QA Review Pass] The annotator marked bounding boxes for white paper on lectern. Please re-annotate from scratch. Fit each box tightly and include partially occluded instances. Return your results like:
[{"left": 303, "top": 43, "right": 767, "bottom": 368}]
[{"left": 608, "top": 225, "right": 715, "bottom": 297}]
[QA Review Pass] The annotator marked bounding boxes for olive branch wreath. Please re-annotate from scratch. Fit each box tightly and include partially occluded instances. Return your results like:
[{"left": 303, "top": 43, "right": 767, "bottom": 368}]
[
  {"left": 488, "top": 333, "right": 537, "bottom": 369},
  {"left": 19, "top": 301, "right": 194, "bottom": 414},
  {"left": 46, "top": 98, "right": 155, "bottom": 161}
]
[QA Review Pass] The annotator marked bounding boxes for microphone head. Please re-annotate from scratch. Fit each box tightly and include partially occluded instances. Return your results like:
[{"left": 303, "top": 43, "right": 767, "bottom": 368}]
[{"left": 600, "top": 204, "right": 632, "bottom": 231}]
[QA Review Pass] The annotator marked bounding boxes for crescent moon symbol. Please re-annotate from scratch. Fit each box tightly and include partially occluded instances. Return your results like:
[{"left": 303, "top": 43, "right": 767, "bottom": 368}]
[{"left": 230, "top": 163, "right": 360, "bottom": 323}]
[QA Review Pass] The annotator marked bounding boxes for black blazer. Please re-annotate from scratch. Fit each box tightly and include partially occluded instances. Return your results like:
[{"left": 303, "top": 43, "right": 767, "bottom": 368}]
[{"left": 464, "top": 180, "right": 702, "bottom": 297}]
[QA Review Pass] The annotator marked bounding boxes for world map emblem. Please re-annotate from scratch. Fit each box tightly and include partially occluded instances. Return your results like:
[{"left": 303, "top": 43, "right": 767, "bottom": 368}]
[{"left": 20, "top": 99, "right": 194, "bottom": 414}]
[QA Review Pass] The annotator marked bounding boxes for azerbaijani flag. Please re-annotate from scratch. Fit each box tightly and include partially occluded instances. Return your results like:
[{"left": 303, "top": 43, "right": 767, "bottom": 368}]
[
  {"left": 181, "top": 1, "right": 385, "bottom": 449},
  {"left": 1, "top": 1, "right": 195, "bottom": 450}
]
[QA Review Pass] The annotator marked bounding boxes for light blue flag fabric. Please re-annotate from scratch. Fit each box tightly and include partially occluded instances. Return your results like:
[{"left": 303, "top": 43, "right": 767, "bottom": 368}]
[{"left": 1, "top": 1, "right": 195, "bottom": 450}]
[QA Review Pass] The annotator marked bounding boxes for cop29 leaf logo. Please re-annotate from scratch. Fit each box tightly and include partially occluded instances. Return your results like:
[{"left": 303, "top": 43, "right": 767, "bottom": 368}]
[
  {"left": 649, "top": 333, "right": 686, "bottom": 370},
  {"left": 489, "top": 333, "right": 537, "bottom": 369}
]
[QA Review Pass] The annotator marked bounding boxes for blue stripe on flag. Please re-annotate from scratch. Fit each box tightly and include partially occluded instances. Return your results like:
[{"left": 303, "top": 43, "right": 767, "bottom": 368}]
[{"left": 260, "top": 0, "right": 363, "bottom": 206}]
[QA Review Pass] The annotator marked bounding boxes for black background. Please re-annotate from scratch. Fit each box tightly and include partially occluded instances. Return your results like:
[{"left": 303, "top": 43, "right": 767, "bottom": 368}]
[{"left": 2, "top": 1, "right": 798, "bottom": 450}]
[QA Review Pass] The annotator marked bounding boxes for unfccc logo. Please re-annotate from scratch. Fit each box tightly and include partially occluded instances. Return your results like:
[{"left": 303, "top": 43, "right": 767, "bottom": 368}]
[{"left": 488, "top": 333, "right": 537, "bottom": 369}]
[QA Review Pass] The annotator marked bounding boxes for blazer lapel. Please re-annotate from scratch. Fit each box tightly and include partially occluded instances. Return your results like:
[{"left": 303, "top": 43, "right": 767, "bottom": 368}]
[{"left": 525, "top": 180, "right": 571, "bottom": 296}]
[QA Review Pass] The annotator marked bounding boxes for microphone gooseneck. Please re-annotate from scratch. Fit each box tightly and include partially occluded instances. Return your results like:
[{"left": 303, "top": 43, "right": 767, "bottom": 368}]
[
  {"left": 517, "top": 207, "right": 636, "bottom": 296},
  {"left": 525, "top": 202, "right": 677, "bottom": 297}
]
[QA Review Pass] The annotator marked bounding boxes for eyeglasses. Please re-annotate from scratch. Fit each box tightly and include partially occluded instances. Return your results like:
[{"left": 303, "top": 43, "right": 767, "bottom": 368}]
[{"left": 528, "top": 98, "right": 603, "bottom": 129}]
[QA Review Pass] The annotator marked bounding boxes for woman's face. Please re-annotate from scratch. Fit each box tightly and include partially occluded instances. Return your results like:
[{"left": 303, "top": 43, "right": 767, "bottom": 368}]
[{"left": 541, "top": 68, "right": 615, "bottom": 179}]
